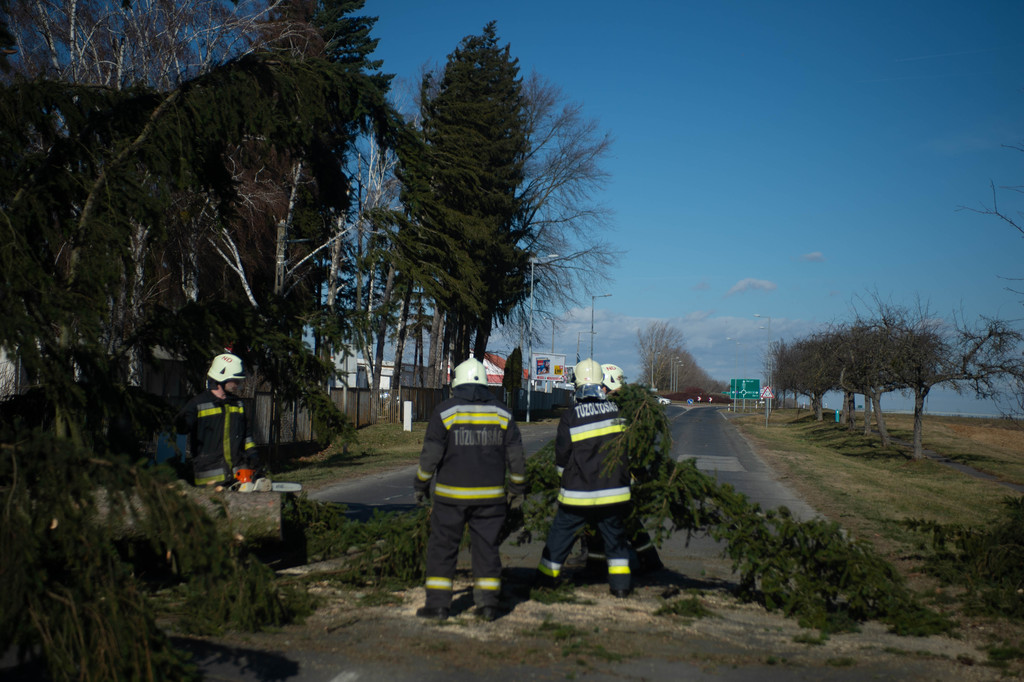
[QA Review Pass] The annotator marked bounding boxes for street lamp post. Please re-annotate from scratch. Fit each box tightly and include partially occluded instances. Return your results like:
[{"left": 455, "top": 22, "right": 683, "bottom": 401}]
[
  {"left": 726, "top": 337, "right": 740, "bottom": 412},
  {"left": 576, "top": 330, "right": 594, "bottom": 364},
  {"left": 673, "top": 359, "right": 685, "bottom": 392},
  {"left": 590, "top": 293, "right": 611, "bottom": 359},
  {"left": 754, "top": 314, "right": 772, "bottom": 426},
  {"left": 527, "top": 254, "right": 559, "bottom": 423},
  {"left": 740, "top": 341, "right": 747, "bottom": 412}
]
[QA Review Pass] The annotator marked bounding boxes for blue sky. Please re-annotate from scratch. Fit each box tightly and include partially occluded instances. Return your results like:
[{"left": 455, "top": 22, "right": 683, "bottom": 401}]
[{"left": 370, "top": 0, "right": 1024, "bottom": 415}]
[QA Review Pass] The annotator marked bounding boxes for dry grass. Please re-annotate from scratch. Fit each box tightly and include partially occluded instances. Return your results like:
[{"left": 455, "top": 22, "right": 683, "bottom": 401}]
[
  {"left": 733, "top": 409, "right": 1024, "bottom": 561},
  {"left": 883, "top": 413, "right": 1024, "bottom": 485},
  {"left": 273, "top": 423, "right": 427, "bottom": 490}
]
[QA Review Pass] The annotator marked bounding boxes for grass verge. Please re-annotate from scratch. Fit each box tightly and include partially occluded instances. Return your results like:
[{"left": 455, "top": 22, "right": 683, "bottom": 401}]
[
  {"left": 732, "top": 409, "right": 1018, "bottom": 555},
  {"left": 270, "top": 422, "right": 427, "bottom": 490},
  {"left": 733, "top": 407, "right": 1024, "bottom": 672}
]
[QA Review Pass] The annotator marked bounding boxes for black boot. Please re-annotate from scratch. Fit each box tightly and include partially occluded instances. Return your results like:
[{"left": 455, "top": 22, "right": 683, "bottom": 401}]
[{"left": 416, "top": 606, "right": 450, "bottom": 620}]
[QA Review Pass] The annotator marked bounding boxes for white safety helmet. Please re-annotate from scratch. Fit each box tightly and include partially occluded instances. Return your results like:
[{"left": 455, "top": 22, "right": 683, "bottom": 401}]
[
  {"left": 207, "top": 353, "right": 246, "bottom": 382},
  {"left": 573, "top": 358, "right": 606, "bottom": 400},
  {"left": 452, "top": 358, "right": 487, "bottom": 388},
  {"left": 602, "top": 363, "right": 625, "bottom": 392}
]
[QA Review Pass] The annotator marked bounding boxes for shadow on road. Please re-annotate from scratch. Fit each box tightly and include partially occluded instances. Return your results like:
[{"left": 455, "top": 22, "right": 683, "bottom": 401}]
[
  {"left": 339, "top": 501, "right": 420, "bottom": 521},
  {"left": 170, "top": 637, "right": 301, "bottom": 682}
]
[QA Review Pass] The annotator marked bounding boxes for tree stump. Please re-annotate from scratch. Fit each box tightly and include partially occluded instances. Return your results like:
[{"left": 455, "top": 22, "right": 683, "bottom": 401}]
[{"left": 96, "top": 484, "right": 284, "bottom": 542}]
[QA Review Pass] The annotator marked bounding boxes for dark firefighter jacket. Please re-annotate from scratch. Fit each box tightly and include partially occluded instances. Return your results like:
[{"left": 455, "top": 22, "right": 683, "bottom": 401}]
[
  {"left": 415, "top": 384, "right": 526, "bottom": 505},
  {"left": 554, "top": 396, "right": 629, "bottom": 506},
  {"left": 175, "top": 390, "right": 257, "bottom": 485}
]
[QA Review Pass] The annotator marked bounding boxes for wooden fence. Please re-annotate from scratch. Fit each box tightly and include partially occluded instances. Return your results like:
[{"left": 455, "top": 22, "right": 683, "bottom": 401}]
[
  {"left": 248, "top": 386, "right": 446, "bottom": 445},
  {"left": 328, "top": 385, "right": 447, "bottom": 428},
  {"left": 247, "top": 384, "right": 574, "bottom": 446}
]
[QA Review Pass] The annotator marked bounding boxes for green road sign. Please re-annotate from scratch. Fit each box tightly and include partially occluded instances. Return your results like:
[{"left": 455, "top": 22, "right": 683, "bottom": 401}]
[{"left": 729, "top": 378, "right": 760, "bottom": 400}]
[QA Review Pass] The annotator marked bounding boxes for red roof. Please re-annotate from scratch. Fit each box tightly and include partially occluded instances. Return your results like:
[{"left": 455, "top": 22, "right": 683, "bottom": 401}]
[{"left": 483, "top": 353, "right": 505, "bottom": 385}]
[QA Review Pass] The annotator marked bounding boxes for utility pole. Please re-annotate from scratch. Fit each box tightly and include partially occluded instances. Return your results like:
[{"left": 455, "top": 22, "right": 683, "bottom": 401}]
[{"left": 590, "top": 294, "right": 611, "bottom": 358}]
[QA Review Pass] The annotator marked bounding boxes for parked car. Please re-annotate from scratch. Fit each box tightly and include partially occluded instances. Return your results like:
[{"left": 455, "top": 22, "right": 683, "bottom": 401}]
[{"left": 657, "top": 396, "right": 670, "bottom": 405}]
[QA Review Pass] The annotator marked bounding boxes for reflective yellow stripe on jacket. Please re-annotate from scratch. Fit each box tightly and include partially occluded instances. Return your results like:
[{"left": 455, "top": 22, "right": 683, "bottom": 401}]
[
  {"left": 559, "top": 416, "right": 629, "bottom": 505},
  {"left": 557, "top": 486, "right": 631, "bottom": 506},
  {"left": 194, "top": 402, "right": 248, "bottom": 479},
  {"left": 434, "top": 483, "right": 506, "bottom": 502},
  {"left": 440, "top": 404, "right": 511, "bottom": 429},
  {"left": 568, "top": 417, "right": 625, "bottom": 442}
]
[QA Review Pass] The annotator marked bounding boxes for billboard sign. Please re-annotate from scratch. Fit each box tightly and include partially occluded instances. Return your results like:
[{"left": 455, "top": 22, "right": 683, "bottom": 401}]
[{"left": 532, "top": 353, "right": 567, "bottom": 382}]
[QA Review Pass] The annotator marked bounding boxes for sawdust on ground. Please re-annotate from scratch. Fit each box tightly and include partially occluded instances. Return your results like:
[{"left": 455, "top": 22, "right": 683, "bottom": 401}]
[{"left": 201, "top": 572, "right": 1009, "bottom": 681}]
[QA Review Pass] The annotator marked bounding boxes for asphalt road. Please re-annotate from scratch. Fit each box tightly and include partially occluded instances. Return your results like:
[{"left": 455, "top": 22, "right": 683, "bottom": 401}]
[
  {"left": 308, "top": 418, "right": 559, "bottom": 519},
  {"left": 495, "top": 405, "right": 821, "bottom": 576},
  {"left": 671, "top": 406, "right": 820, "bottom": 522},
  {"left": 308, "top": 405, "right": 820, "bottom": 573}
]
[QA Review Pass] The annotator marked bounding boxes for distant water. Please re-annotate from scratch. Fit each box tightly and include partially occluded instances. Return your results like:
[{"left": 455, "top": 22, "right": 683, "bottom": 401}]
[{"left": 820, "top": 387, "right": 1010, "bottom": 419}]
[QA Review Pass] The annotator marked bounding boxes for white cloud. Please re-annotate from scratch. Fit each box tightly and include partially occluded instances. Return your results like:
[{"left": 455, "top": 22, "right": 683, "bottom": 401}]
[
  {"left": 800, "top": 251, "right": 825, "bottom": 262},
  {"left": 726, "top": 278, "right": 777, "bottom": 296}
]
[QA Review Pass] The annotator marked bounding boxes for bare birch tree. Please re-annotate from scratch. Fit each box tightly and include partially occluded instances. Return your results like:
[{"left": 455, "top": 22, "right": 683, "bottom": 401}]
[
  {"left": 5, "top": 0, "right": 285, "bottom": 89},
  {"left": 349, "top": 136, "right": 402, "bottom": 418}
]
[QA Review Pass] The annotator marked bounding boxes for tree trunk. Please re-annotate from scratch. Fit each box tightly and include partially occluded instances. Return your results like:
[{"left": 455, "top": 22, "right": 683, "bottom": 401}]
[
  {"left": 414, "top": 294, "right": 425, "bottom": 387},
  {"left": 862, "top": 391, "right": 874, "bottom": 437},
  {"left": 393, "top": 284, "right": 412, "bottom": 395},
  {"left": 98, "top": 486, "right": 284, "bottom": 542},
  {"left": 871, "top": 391, "right": 891, "bottom": 447},
  {"left": 427, "top": 307, "right": 443, "bottom": 387},
  {"left": 369, "top": 264, "right": 397, "bottom": 423},
  {"left": 912, "top": 388, "right": 928, "bottom": 460},
  {"left": 842, "top": 391, "right": 855, "bottom": 429},
  {"left": 440, "top": 311, "right": 454, "bottom": 386},
  {"left": 451, "top": 311, "right": 468, "bottom": 361},
  {"left": 324, "top": 216, "right": 345, "bottom": 365},
  {"left": 473, "top": 316, "right": 492, "bottom": 359},
  {"left": 181, "top": 210, "right": 202, "bottom": 302},
  {"left": 126, "top": 219, "right": 149, "bottom": 387}
]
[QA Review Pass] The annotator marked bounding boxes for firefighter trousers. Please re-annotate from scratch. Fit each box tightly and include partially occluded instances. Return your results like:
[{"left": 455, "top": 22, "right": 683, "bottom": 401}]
[
  {"left": 424, "top": 501, "right": 506, "bottom": 609},
  {"left": 538, "top": 503, "right": 631, "bottom": 592}
]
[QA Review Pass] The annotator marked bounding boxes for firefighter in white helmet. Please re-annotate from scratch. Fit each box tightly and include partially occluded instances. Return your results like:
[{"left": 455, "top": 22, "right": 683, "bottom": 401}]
[
  {"left": 413, "top": 357, "right": 526, "bottom": 621},
  {"left": 174, "top": 352, "right": 258, "bottom": 486},
  {"left": 601, "top": 363, "right": 625, "bottom": 394},
  {"left": 582, "top": 361, "right": 665, "bottom": 575},
  {"left": 536, "top": 358, "right": 633, "bottom": 598}
]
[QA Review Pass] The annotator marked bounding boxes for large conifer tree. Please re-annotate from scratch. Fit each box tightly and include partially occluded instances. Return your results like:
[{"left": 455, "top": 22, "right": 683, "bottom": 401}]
[
  {"left": 412, "top": 21, "right": 529, "bottom": 359},
  {"left": 0, "top": 5, "right": 400, "bottom": 676}
]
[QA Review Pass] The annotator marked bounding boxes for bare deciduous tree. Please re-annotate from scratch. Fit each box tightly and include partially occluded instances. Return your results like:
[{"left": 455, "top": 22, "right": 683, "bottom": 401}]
[
  {"left": 497, "top": 73, "right": 617, "bottom": 347},
  {"left": 783, "top": 333, "right": 840, "bottom": 421},
  {"left": 833, "top": 322, "right": 896, "bottom": 445},
  {"left": 636, "top": 321, "right": 685, "bottom": 390},
  {"left": 5, "top": 0, "right": 285, "bottom": 89}
]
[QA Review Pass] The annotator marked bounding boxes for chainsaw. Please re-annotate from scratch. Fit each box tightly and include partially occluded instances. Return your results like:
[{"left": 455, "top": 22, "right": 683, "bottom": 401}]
[{"left": 231, "top": 479, "right": 302, "bottom": 493}]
